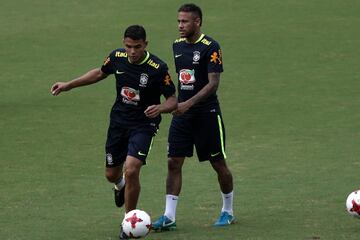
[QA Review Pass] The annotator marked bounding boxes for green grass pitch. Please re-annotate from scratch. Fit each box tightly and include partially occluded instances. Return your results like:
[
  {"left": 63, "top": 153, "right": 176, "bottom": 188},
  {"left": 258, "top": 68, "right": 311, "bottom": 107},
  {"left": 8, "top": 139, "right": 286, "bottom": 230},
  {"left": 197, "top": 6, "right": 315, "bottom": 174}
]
[{"left": 1, "top": 0, "right": 360, "bottom": 239}]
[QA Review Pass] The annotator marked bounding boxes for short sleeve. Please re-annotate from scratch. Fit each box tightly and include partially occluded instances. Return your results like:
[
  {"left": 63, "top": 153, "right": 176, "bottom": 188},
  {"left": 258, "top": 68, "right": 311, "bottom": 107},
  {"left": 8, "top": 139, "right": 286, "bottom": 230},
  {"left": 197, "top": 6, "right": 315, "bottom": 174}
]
[
  {"left": 100, "top": 51, "right": 115, "bottom": 75},
  {"left": 207, "top": 42, "right": 224, "bottom": 73},
  {"left": 159, "top": 65, "right": 176, "bottom": 98}
]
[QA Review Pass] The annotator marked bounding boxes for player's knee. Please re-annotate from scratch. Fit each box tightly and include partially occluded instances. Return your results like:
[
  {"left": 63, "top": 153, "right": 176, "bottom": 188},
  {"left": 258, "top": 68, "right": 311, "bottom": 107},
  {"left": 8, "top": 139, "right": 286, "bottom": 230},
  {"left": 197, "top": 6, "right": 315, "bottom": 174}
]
[
  {"left": 124, "top": 166, "right": 140, "bottom": 181},
  {"left": 105, "top": 168, "right": 121, "bottom": 183},
  {"left": 212, "top": 160, "right": 232, "bottom": 174},
  {"left": 167, "top": 157, "right": 183, "bottom": 173},
  {"left": 105, "top": 172, "right": 117, "bottom": 183}
]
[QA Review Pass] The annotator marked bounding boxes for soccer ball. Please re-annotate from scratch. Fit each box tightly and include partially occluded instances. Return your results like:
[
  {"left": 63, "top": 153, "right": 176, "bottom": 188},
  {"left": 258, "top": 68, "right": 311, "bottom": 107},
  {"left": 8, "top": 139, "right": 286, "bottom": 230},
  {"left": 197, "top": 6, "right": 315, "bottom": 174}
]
[
  {"left": 122, "top": 209, "right": 152, "bottom": 238},
  {"left": 346, "top": 190, "right": 360, "bottom": 218}
]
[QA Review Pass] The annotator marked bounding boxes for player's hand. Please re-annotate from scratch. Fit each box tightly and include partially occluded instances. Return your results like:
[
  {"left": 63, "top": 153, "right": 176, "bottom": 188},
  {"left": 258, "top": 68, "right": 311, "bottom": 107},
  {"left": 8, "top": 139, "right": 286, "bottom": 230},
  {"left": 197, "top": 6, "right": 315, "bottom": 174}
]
[
  {"left": 144, "top": 105, "right": 162, "bottom": 118},
  {"left": 172, "top": 102, "right": 191, "bottom": 116},
  {"left": 50, "top": 82, "right": 70, "bottom": 96}
]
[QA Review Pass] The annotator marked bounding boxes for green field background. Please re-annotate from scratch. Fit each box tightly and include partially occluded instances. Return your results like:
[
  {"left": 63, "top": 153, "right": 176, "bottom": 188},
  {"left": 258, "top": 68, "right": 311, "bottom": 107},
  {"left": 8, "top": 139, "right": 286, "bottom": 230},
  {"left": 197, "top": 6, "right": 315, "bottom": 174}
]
[{"left": 1, "top": 0, "right": 360, "bottom": 239}]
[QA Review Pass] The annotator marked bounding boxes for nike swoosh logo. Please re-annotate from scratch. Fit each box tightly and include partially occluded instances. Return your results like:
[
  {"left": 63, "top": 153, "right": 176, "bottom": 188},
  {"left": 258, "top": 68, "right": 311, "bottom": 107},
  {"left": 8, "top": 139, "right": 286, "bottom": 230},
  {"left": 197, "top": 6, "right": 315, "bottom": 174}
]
[
  {"left": 162, "top": 221, "right": 174, "bottom": 227},
  {"left": 138, "top": 151, "right": 147, "bottom": 156},
  {"left": 211, "top": 152, "right": 220, "bottom": 157},
  {"left": 116, "top": 70, "right": 125, "bottom": 74},
  {"left": 175, "top": 54, "right": 182, "bottom": 58}
]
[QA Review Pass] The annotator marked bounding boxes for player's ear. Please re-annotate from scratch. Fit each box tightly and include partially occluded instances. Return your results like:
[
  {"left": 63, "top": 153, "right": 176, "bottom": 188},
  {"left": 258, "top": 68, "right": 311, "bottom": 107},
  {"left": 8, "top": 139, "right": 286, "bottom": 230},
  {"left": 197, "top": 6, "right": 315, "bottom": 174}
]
[
  {"left": 144, "top": 41, "right": 148, "bottom": 48},
  {"left": 194, "top": 17, "right": 201, "bottom": 27}
]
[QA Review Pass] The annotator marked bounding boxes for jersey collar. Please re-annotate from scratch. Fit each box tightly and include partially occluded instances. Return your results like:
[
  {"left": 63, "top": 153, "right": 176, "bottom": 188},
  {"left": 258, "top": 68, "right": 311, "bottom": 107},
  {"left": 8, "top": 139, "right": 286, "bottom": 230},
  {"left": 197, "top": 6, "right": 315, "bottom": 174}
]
[
  {"left": 128, "top": 51, "right": 150, "bottom": 65},
  {"left": 194, "top": 33, "right": 205, "bottom": 44}
]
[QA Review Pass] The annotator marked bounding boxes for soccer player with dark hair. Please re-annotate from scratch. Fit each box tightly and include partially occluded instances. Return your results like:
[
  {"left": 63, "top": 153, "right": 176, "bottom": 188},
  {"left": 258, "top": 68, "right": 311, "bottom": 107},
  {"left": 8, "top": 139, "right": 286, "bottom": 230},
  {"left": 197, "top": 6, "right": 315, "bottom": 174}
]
[
  {"left": 50, "top": 25, "right": 177, "bottom": 239},
  {"left": 152, "top": 4, "right": 235, "bottom": 230}
]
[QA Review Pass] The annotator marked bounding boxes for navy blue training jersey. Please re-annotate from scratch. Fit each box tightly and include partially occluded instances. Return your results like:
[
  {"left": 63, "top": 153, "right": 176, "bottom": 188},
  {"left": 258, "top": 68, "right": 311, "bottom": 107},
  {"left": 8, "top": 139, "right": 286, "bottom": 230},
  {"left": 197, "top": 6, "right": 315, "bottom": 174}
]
[
  {"left": 172, "top": 34, "right": 223, "bottom": 113},
  {"left": 101, "top": 49, "right": 175, "bottom": 127}
]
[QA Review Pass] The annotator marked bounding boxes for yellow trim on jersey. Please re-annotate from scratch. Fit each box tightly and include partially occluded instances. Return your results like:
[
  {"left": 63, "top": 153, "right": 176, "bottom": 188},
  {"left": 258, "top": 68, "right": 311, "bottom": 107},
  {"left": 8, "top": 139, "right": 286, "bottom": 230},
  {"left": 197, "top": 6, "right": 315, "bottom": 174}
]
[
  {"left": 174, "top": 38, "right": 186, "bottom": 43},
  {"left": 115, "top": 51, "right": 127, "bottom": 58},
  {"left": 195, "top": 33, "right": 205, "bottom": 44},
  {"left": 201, "top": 37, "right": 211, "bottom": 46},
  {"left": 128, "top": 51, "right": 150, "bottom": 65},
  {"left": 146, "top": 58, "right": 160, "bottom": 69},
  {"left": 217, "top": 115, "right": 227, "bottom": 159},
  {"left": 174, "top": 34, "right": 206, "bottom": 44},
  {"left": 139, "top": 51, "right": 150, "bottom": 64}
]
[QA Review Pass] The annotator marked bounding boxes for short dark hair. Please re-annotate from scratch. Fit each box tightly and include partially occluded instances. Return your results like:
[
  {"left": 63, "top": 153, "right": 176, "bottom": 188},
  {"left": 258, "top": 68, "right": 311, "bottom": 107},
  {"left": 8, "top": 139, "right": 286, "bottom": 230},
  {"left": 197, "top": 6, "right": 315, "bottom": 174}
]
[
  {"left": 124, "top": 25, "right": 146, "bottom": 41},
  {"left": 178, "top": 3, "right": 203, "bottom": 26}
]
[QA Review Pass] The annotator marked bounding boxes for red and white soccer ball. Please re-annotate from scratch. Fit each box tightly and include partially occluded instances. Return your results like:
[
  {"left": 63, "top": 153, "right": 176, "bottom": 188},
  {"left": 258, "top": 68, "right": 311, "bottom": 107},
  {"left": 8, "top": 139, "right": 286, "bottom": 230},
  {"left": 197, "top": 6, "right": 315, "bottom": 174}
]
[
  {"left": 346, "top": 190, "right": 360, "bottom": 218},
  {"left": 122, "top": 209, "right": 152, "bottom": 238}
]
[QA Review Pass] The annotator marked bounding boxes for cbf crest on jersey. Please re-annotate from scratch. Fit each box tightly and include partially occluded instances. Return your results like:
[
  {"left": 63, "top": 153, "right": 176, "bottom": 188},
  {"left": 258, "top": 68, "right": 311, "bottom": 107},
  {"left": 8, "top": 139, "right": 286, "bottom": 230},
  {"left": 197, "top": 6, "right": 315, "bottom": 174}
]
[
  {"left": 193, "top": 51, "right": 201, "bottom": 64},
  {"left": 139, "top": 73, "right": 148, "bottom": 87}
]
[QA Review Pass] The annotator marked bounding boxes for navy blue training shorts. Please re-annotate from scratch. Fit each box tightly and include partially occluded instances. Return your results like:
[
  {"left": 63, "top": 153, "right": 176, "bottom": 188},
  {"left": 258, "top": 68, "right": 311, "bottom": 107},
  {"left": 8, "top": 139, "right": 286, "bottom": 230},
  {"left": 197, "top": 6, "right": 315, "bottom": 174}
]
[
  {"left": 105, "top": 123, "right": 157, "bottom": 167},
  {"left": 168, "top": 112, "right": 226, "bottom": 162}
]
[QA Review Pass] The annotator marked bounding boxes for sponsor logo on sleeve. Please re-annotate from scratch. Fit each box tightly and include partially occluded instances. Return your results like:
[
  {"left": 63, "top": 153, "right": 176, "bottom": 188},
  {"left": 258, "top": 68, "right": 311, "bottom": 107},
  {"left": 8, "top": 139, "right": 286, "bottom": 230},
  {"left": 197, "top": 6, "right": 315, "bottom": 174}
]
[
  {"left": 103, "top": 57, "right": 110, "bottom": 66},
  {"left": 147, "top": 59, "right": 160, "bottom": 69},
  {"left": 163, "top": 73, "right": 172, "bottom": 86},
  {"left": 201, "top": 38, "right": 211, "bottom": 45},
  {"left": 115, "top": 51, "right": 127, "bottom": 58},
  {"left": 210, "top": 50, "right": 222, "bottom": 64}
]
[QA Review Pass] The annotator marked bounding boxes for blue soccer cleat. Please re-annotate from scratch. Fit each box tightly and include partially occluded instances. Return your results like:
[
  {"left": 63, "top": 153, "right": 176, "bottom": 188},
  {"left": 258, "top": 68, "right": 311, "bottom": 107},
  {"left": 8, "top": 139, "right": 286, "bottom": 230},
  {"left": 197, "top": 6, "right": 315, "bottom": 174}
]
[
  {"left": 152, "top": 215, "right": 176, "bottom": 231},
  {"left": 213, "top": 212, "right": 235, "bottom": 227}
]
